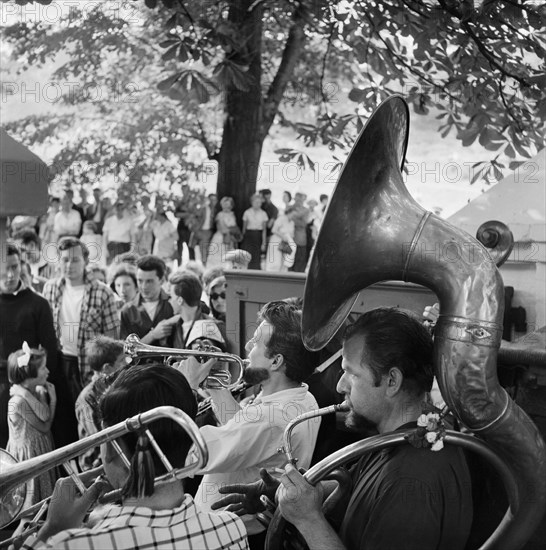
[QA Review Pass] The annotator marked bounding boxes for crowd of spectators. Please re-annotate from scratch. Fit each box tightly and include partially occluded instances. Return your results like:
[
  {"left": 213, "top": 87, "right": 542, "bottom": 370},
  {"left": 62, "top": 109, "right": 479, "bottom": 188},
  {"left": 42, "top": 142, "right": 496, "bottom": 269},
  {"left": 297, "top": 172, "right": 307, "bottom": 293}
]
[{"left": 11, "top": 185, "right": 328, "bottom": 277}]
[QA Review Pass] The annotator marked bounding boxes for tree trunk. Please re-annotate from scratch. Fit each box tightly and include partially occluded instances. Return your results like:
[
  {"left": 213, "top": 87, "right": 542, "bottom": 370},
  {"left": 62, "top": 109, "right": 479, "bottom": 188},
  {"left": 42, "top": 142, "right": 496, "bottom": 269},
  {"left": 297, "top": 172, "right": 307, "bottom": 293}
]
[{"left": 216, "top": 0, "right": 264, "bottom": 222}]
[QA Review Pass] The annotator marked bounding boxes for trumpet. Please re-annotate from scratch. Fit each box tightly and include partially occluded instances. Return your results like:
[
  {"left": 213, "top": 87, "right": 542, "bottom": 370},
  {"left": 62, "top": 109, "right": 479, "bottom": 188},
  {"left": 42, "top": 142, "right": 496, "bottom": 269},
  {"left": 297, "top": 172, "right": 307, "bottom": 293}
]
[
  {"left": 0, "top": 406, "right": 208, "bottom": 546},
  {"left": 124, "top": 334, "right": 248, "bottom": 391}
]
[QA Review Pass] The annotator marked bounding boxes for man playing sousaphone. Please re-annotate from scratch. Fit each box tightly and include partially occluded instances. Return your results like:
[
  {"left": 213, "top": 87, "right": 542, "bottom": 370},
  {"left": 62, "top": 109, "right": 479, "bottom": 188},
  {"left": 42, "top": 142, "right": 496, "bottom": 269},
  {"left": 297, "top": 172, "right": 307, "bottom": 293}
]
[{"left": 214, "top": 308, "right": 473, "bottom": 550}]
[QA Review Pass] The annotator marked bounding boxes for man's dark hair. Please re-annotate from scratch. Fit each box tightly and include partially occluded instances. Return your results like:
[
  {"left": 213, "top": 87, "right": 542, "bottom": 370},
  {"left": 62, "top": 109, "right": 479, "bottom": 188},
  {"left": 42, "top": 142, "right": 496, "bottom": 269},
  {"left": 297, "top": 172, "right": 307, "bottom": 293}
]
[
  {"left": 169, "top": 270, "right": 202, "bottom": 307},
  {"left": 319, "top": 194, "right": 328, "bottom": 202},
  {"left": 13, "top": 229, "right": 40, "bottom": 247},
  {"left": 86, "top": 336, "right": 125, "bottom": 372},
  {"left": 343, "top": 307, "right": 434, "bottom": 395},
  {"left": 58, "top": 237, "right": 90, "bottom": 262},
  {"left": 260, "top": 188, "right": 272, "bottom": 197},
  {"left": 258, "top": 300, "right": 312, "bottom": 384},
  {"left": 6, "top": 242, "right": 21, "bottom": 258},
  {"left": 136, "top": 255, "right": 167, "bottom": 279}
]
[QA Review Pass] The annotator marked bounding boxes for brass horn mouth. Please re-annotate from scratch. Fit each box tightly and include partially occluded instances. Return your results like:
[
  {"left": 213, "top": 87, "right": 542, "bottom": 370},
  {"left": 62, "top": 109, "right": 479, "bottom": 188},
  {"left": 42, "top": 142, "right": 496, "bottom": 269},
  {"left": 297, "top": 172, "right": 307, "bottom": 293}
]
[{"left": 302, "top": 95, "right": 410, "bottom": 351}]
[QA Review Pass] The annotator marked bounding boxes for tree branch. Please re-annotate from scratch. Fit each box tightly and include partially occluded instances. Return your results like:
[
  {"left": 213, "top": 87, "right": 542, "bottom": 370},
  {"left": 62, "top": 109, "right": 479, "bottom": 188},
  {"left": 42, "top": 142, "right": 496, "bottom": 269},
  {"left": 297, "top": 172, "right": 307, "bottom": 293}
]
[
  {"left": 319, "top": 21, "right": 335, "bottom": 106},
  {"left": 261, "top": 3, "right": 307, "bottom": 138},
  {"left": 498, "top": 81, "right": 524, "bottom": 132},
  {"left": 362, "top": 11, "right": 460, "bottom": 103},
  {"left": 461, "top": 20, "right": 530, "bottom": 87}
]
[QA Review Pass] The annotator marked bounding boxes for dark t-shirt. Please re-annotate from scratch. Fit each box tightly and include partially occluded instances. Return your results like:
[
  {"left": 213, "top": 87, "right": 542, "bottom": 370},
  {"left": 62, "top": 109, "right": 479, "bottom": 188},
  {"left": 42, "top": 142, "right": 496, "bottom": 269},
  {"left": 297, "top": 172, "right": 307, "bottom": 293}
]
[{"left": 340, "top": 424, "right": 472, "bottom": 550}]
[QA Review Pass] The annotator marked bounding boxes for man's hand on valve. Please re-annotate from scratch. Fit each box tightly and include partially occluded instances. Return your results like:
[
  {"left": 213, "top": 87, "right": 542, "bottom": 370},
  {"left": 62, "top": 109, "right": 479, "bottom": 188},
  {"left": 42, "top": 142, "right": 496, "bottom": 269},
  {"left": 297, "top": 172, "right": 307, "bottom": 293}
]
[
  {"left": 173, "top": 356, "right": 217, "bottom": 391},
  {"left": 211, "top": 468, "right": 281, "bottom": 516}
]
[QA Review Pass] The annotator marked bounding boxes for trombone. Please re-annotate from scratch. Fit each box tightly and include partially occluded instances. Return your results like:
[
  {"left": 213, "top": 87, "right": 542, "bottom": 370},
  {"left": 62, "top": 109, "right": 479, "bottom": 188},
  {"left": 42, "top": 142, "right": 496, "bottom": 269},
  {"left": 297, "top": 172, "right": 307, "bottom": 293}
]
[
  {"left": 0, "top": 406, "right": 208, "bottom": 547},
  {"left": 124, "top": 333, "right": 249, "bottom": 391}
]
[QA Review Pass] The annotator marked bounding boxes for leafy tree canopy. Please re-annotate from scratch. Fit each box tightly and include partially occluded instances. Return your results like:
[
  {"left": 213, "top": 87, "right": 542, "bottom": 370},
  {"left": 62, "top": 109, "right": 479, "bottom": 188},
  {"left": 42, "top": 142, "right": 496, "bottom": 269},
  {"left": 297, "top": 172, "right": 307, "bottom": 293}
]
[{"left": 1, "top": 0, "right": 545, "bottom": 212}]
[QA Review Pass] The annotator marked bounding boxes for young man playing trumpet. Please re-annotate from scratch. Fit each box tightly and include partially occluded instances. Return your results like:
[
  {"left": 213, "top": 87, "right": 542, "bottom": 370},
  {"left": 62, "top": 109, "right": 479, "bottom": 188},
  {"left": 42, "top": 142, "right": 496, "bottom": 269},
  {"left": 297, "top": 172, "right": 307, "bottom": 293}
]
[
  {"left": 20, "top": 364, "right": 248, "bottom": 550},
  {"left": 214, "top": 308, "right": 473, "bottom": 550},
  {"left": 177, "top": 300, "right": 320, "bottom": 543}
]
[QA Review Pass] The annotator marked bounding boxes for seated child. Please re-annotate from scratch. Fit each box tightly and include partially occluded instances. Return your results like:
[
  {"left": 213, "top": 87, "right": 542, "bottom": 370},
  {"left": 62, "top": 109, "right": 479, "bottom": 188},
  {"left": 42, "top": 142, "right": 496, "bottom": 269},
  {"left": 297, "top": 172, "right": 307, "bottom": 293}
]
[{"left": 75, "top": 336, "right": 126, "bottom": 470}]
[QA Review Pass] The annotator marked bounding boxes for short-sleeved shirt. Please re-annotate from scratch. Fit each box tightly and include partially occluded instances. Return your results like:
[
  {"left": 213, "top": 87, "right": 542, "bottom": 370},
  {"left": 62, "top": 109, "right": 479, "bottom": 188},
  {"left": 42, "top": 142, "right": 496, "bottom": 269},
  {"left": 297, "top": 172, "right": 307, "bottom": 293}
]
[
  {"left": 340, "top": 422, "right": 473, "bottom": 550},
  {"left": 242, "top": 208, "right": 268, "bottom": 231},
  {"left": 22, "top": 494, "right": 249, "bottom": 550},
  {"left": 103, "top": 214, "right": 134, "bottom": 243}
]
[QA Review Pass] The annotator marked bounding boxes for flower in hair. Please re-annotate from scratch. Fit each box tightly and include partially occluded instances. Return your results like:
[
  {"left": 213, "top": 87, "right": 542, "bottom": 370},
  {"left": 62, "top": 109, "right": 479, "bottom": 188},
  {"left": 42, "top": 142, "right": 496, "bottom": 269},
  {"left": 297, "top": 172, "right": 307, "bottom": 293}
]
[
  {"left": 406, "top": 407, "right": 447, "bottom": 452},
  {"left": 17, "top": 342, "right": 32, "bottom": 368}
]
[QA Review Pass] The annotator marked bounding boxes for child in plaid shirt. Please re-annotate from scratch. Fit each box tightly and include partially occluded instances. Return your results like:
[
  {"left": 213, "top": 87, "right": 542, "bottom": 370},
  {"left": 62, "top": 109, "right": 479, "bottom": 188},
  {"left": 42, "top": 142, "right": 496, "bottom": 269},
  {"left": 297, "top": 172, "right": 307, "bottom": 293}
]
[{"left": 75, "top": 336, "right": 126, "bottom": 470}]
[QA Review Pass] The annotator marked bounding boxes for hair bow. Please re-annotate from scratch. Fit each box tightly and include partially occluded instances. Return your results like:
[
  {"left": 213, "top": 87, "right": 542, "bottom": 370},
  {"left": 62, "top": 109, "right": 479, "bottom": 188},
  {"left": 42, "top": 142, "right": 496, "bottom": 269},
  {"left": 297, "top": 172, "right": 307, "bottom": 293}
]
[{"left": 17, "top": 341, "right": 32, "bottom": 368}]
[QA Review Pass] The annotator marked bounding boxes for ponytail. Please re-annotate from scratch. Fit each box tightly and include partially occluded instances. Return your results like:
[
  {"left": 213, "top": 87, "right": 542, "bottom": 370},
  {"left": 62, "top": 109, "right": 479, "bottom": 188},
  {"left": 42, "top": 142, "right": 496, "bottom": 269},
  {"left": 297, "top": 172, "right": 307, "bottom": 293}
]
[{"left": 122, "top": 432, "right": 156, "bottom": 498}]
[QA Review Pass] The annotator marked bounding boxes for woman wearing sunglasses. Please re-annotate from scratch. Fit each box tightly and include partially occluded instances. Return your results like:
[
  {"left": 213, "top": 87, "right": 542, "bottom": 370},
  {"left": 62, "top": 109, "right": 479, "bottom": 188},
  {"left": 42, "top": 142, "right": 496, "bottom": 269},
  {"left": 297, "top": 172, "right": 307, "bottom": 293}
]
[{"left": 205, "top": 273, "right": 227, "bottom": 324}]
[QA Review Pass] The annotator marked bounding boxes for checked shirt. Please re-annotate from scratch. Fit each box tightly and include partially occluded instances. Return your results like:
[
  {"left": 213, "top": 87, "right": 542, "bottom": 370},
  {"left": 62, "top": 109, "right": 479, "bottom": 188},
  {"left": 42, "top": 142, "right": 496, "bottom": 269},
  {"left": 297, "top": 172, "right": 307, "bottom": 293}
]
[
  {"left": 22, "top": 494, "right": 249, "bottom": 550},
  {"left": 42, "top": 274, "right": 119, "bottom": 384}
]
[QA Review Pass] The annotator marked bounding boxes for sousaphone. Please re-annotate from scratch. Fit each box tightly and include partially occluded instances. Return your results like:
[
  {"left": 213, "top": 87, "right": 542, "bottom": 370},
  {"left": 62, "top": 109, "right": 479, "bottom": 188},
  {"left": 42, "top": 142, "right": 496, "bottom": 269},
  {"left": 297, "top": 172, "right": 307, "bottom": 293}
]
[{"left": 288, "top": 96, "right": 545, "bottom": 549}]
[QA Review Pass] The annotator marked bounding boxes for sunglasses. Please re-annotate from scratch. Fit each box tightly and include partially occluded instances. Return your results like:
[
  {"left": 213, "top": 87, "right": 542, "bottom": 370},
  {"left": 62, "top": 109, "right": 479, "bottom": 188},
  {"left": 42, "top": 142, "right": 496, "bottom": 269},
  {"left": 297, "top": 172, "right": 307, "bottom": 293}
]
[{"left": 210, "top": 292, "right": 226, "bottom": 301}]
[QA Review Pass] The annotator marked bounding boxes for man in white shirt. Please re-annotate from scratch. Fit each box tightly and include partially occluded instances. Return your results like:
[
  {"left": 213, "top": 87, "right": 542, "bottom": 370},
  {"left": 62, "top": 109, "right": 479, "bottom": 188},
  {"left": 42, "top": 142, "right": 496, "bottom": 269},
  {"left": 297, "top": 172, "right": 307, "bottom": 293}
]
[
  {"left": 42, "top": 238, "right": 119, "bottom": 442},
  {"left": 53, "top": 193, "right": 82, "bottom": 239},
  {"left": 180, "top": 300, "right": 320, "bottom": 543},
  {"left": 102, "top": 200, "right": 135, "bottom": 264}
]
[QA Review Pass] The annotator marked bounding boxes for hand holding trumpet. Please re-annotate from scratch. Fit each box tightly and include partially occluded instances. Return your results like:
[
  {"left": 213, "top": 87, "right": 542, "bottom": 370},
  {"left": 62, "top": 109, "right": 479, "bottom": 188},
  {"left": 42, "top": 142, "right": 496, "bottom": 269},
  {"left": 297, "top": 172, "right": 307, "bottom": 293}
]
[
  {"left": 172, "top": 355, "right": 218, "bottom": 390},
  {"left": 35, "top": 476, "right": 108, "bottom": 541}
]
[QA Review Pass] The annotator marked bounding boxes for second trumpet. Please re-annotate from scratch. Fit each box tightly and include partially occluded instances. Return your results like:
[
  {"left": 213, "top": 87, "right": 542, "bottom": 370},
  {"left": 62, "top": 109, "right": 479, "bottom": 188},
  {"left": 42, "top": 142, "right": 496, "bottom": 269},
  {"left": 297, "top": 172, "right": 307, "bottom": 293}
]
[{"left": 123, "top": 333, "right": 248, "bottom": 390}]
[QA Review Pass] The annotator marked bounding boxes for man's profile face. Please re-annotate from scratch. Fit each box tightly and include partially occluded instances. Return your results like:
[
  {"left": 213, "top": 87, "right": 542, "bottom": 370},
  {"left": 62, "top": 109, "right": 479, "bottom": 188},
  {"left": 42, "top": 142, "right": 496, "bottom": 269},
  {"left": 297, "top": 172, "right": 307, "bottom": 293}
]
[
  {"left": 243, "top": 320, "right": 273, "bottom": 385},
  {"left": 337, "top": 335, "right": 386, "bottom": 432},
  {"left": 137, "top": 268, "right": 163, "bottom": 302},
  {"left": 0, "top": 254, "right": 22, "bottom": 294}
]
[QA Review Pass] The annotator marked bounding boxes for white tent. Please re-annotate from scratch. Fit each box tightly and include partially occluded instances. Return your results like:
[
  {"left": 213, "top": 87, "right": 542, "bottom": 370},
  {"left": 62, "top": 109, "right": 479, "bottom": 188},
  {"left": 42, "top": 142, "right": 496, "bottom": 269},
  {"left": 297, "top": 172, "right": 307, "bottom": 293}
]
[
  {"left": 448, "top": 149, "right": 545, "bottom": 243},
  {"left": 448, "top": 148, "right": 546, "bottom": 329}
]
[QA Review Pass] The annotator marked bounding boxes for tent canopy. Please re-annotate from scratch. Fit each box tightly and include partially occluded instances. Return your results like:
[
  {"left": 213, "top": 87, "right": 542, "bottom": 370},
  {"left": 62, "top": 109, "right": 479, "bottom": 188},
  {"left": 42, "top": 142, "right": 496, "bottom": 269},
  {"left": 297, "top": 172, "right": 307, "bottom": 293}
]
[
  {"left": 0, "top": 128, "right": 49, "bottom": 217},
  {"left": 448, "top": 149, "right": 545, "bottom": 243}
]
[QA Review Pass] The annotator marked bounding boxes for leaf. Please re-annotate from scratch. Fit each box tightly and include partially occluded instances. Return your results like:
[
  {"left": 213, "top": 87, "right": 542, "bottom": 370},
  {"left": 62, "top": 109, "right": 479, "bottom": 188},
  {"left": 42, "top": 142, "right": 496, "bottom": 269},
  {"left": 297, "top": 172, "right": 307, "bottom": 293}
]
[
  {"left": 509, "top": 160, "right": 525, "bottom": 170},
  {"left": 470, "top": 166, "right": 484, "bottom": 184},
  {"left": 513, "top": 140, "right": 531, "bottom": 159},
  {"left": 190, "top": 77, "right": 210, "bottom": 104},
  {"left": 165, "top": 13, "right": 177, "bottom": 30},
  {"left": 504, "top": 143, "right": 515, "bottom": 158},
  {"left": 348, "top": 88, "right": 367, "bottom": 103},
  {"left": 162, "top": 44, "right": 179, "bottom": 62},
  {"left": 145, "top": 0, "right": 158, "bottom": 9},
  {"left": 157, "top": 73, "right": 180, "bottom": 91},
  {"left": 159, "top": 38, "right": 179, "bottom": 49},
  {"left": 178, "top": 44, "right": 189, "bottom": 62}
]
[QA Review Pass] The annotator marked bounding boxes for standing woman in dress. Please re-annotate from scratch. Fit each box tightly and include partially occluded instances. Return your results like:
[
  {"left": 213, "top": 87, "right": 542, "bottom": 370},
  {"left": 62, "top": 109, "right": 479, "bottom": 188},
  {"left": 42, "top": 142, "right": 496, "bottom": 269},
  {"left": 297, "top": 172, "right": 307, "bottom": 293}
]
[
  {"left": 7, "top": 343, "right": 57, "bottom": 507},
  {"left": 241, "top": 194, "right": 268, "bottom": 270},
  {"left": 265, "top": 206, "right": 297, "bottom": 272},
  {"left": 207, "top": 197, "right": 240, "bottom": 268}
]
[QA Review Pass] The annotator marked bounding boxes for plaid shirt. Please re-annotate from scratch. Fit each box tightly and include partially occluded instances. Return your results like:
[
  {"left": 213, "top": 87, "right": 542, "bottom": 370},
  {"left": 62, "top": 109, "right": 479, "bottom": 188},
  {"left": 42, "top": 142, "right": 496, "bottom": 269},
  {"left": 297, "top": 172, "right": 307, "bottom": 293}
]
[
  {"left": 22, "top": 495, "right": 249, "bottom": 550},
  {"left": 42, "top": 274, "right": 119, "bottom": 383}
]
